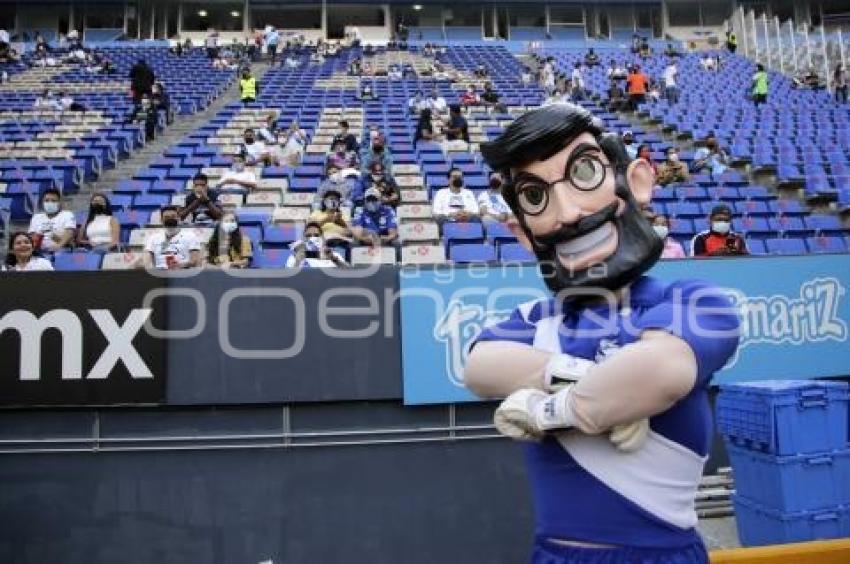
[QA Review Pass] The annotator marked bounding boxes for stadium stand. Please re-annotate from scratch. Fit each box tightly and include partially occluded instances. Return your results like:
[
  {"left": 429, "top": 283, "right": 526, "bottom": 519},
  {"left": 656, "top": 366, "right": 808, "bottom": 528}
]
[{"left": 1, "top": 25, "right": 846, "bottom": 271}]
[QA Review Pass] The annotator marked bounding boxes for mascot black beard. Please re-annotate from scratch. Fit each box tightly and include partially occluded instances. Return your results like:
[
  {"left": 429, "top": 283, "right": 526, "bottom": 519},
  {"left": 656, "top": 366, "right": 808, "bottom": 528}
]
[{"left": 463, "top": 103, "right": 740, "bottom": 564}]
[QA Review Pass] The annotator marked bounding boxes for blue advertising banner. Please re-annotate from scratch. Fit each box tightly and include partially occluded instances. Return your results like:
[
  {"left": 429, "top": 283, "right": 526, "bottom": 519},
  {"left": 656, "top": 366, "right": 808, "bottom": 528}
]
[{"left": 400, "top": 255, "right": 850, "bottom": 405}]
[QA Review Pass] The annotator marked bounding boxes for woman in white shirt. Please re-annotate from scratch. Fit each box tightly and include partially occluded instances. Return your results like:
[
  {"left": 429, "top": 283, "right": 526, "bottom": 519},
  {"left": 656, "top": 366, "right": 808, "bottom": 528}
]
[
  {"left": 3, "top": 232, "right": 53, "bottom": 272},
  {"left": 77, "top": 192, "right": 120, "bottom": 251}
]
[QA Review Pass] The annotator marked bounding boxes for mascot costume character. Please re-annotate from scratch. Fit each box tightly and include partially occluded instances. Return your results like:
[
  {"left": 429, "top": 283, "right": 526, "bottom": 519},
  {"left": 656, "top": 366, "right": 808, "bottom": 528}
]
[{"left": 464, "top": 104, "right": 740, "bottom": 563}]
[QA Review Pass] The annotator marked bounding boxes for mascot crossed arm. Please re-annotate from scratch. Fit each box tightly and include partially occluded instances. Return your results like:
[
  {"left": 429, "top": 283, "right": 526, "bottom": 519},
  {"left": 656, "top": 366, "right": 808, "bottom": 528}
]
[{"left": 464, "top": 104, "right": 740, "bottom": 564}]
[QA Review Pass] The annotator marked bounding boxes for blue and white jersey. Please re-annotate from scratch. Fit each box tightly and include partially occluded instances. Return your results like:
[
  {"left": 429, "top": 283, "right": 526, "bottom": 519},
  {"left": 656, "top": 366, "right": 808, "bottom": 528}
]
[{"left": 475, "top": 276, "right": 739, "bottom": 549}]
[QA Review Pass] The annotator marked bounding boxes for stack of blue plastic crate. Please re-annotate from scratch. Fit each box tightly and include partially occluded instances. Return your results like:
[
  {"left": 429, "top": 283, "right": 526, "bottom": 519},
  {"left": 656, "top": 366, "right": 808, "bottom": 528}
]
[{"left": 716, "top": 380, "right": 850, "bottom": 547}]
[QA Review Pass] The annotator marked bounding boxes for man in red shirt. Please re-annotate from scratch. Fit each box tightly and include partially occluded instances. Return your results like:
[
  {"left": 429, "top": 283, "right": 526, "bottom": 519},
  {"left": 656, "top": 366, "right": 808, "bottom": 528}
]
[
  {"left": 626, "top": 64, "right": 649, "bottom": 110},
  {"left": 690, "top": 204, "right": 748, "bottom": 257}
]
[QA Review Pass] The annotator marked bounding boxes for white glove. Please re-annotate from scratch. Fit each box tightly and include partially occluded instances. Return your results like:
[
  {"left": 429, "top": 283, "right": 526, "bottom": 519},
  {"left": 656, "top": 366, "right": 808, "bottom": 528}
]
[
  {"left": 494, "top": 386, "right": 576, "bottom": 442},
  {"left": 543, "top": 353, "right": 595, "bottom": 392},
  {"left": 609, "top": 419, "right": 650, "bottom": 452}
]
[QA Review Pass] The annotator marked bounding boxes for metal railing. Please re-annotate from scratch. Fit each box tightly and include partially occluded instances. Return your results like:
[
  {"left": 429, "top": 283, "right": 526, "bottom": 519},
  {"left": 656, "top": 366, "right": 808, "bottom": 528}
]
[{"left": 728, "top": 6, "right": 847, "bottom": 93}]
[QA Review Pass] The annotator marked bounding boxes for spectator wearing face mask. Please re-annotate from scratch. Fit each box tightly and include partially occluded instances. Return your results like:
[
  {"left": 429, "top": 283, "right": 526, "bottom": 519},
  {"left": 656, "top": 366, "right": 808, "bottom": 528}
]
[
  {"left": 621, "top": 131, "right": 637, "bottom": 160},
  {"left": 461, "top": 84, "right": 480, "bottom": 107},
  {"left": 215, "top": 155, "right": 258, "bottom": 191},
  {"left": 239, "top": 68, "right": 258, "bottom": 103},
  {"left": 607, "top": 80, "right": 627, "bottom": 112},
  {"left": 570, "top": 62, "right": 586, "bottom": 101},
  {"left": 656, "top": 147, "right": 689, "bottom": 186},
  {"left": 584, "top": 48, "right": 600, "bottom": 67},
  {"left": 432, "top": 168, "right": 480, "bottom": 224},
  {"left": 352, "top": 187, "right": 400, "bottom": 249},
  {"left": 207, "top": 211, "right": 253, "bottom": 268},
  {"left": 315, "top": 163, "right": 355, "bottom": 209},
  {"left": 274, "top": 121, "right": 307, "bottom": 166},
  {"left": 77, "top": 192, "right": 120, "bottom": 251},
  {"left": 662, "top": 60, "right": 679, "bottom": 104},
  {"left": 29, "top": 188, "right": 75, "bottom": 253},
  {"left": 151, "top": 82, "right": 172, "bottom": 124},
  {"left": 443, "top": 104, "right": 470, "bottom": 152},
  {"left": 426, "top": 90, "right": 448, "bottom": 114},
  {"left": 360, "top": 138, "right": 392, "bottom": 173},
  {"left": 690, "top": 205, "right": 748, "bottom": 257},
  {"left": 34, "top": 89, "right": 63, "bottom": 111},
  {"left": 692, "top": 133, "right": 730, "bottom": 178},
  {"left": 286, "top": 222, "right": 348, "bottom": 268},
  {"left": 327, "top": 141, "right": 358, "bottom": 170},
  {"left": 309, "top": 188, "right": 352, "bottom": 243},
  {"left": 481, "top": 82, "right": 507, "bottom": 113},
  {"left": 413, "top": 108, "right": 437, "bottom": 145},
  {"left": 3, "top": 232, "right": 54, "bottom": 272},
  {"left": 332, "top": 120, "right": 359, "bottom": 152},
  {"left": 651, "top": 214, "right": 686, "bottom": 259},
  {"left": 241, "top": 128, "right": 272, "bottom": 166},
  {"left": 625, "top": 64, "right": 649, "bottom": 110},
  {"left": 144, "top": 206, "right": 201, "bottom": 269},
  {"left": 359, "top": 162, "right": 400, "bottom": 208},
  {"left": 636, "top": 143, "right": 657, "bottom": 175},
  {"left": 478, "top": 172, "right": 512, "bottom": 224},
  {"left": 126, "top": 94, "right": 158, "bottom": 141},
  {"left": 257, "top": 112, "right": 278, "bottom": 144},
  {"left": 408, "top": 90, "right": 426, "bottom": 114},
  {"left": 180, "top": 173, "right": 223, "bottom": 225}
]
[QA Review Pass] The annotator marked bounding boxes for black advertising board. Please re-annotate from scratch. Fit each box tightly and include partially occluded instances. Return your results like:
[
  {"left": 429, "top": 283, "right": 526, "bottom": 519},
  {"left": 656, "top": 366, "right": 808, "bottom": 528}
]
[{"left": 0, "top": 271, "right": 167, "bottom": 406}]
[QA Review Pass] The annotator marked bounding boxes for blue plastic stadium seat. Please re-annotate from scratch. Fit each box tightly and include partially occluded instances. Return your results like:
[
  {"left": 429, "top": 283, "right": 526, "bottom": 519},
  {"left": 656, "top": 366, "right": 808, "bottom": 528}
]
[
  {"left": 253, "top": 248, "right": 292, "bottom": 268},
  {"left": 668, "top": 217, "right": 695, "bottom": 237},
  {"left": 450, "top": 243, "right": 497, "bottom": 263},
  {"left": 768, "top": 200, "right": 807, "bottom": 216},
  {"left": 500, "top": 243, "right": 535, "bottom": 263},
  {"left": 263, "top": 224, "right": 301, "bottom": 247},
  {"left": 745, "top": 239, "right": 766, "bottom": 255},
  {"left": 667, "top": 202, "right": 702, "bottom": 219},
  {"left": 53, "top": 251, "right": 103, "bottom": 271},
  {"left": 733, "top": 217, "right": 773, "bottom": 237},
  {"left": 237, "top": 210, "right": 271, "bottom": 226},
  {"left": 768, "top": 216, "right": 808, "bottom": 235},
  {"left": 133, "top": 193, "right": 170, "bottom": 210},
  {"left": 442, "top": 222, "right": 484, "bottom": 246},
  {"left": 806, "top": 236, "right": 847, "bottom": 254},
  {"left": 765, "top": 238, "right": 807, "bottom": 255},
  {"left": 735, "top": 200, "right": 770, "bottom": 217},
  {"left": 485, "top": 222, "right": 516, "bottom": 245},
  {"left": 805, "top": 215, "right": 845, "bottom": 235}
]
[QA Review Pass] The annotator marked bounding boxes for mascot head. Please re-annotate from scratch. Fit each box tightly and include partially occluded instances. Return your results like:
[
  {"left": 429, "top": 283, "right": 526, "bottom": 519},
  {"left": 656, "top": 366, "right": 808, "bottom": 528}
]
[{"left": 481, "top": 103, "right": 661, "bottom": 296}]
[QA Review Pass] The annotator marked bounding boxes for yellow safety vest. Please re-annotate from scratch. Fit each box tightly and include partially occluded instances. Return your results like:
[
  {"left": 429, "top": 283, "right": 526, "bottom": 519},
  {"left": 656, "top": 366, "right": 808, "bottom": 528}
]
[{"left": 240, "top": 77, "right": 257, "bottom": 99}]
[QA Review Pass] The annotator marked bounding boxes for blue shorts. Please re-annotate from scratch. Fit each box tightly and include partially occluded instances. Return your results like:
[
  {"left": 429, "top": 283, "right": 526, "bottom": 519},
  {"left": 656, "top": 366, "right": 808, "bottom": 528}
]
[{"left": 530, "top": 537, "right": 709, "bottom": 564}]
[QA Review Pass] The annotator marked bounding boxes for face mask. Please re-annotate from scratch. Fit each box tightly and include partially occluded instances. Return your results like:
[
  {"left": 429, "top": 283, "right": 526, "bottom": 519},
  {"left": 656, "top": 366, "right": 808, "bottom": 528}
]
[
  {"left": 712, "top": 221, "right": 731, "bottom": 234},
  {"left": 489, "top": 179, "right": 502, "bottom": 190},
  {"left": 330, "top": 172, "right": 341, "bottom": 183},
  {"left": 222, "top": 221, "right": 238, "bottom": 234},
  {"left": 371, "top": 174, "right": 382, "bottom": 181},
  {"left": 91, "top": 203, "right": 107, "bottom": 215},
  {"left": 305, "top": 236, "right": 323, "bottom": 253},
  {"left": 163, "top": 217, "right": 180, "bottom": 235},
  {"left": 373, "top": 146, "right": 384, "bottom": 154},
  {"left": 623, "top": 139, "right": 633, "bottom": 145},
  {"left": 244, "top": 137, "right": 254, "bottom": 144},
  {"left": 707, "top": 141, "right": 716, "bottom": 149},
  {"left": 451, "top": 178, "right": 463, "bottom": 189},
  {"left": 653, "top": 225, "right": 669, "bottom": 239},
  {"left": 365, "top": 201, "right": 379, "bottom": 213},
  {"left": 43, "top": 201, "right": 59, "bottom": 214},
  {"left": 669, "top": 153, "right": 679, "bottom": 162},
  {"left": 324, "top": 198, "right": 339, "bottom": 210},
  {"left": 233, "top": 163, "right": 245, "bottom": 172}
]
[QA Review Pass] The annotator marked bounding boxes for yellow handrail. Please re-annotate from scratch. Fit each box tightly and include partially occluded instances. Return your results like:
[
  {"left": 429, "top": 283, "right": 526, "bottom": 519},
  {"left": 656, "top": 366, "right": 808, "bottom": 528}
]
[{"left": 711, "top": 538, "right": 850, "bottom": 563}]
